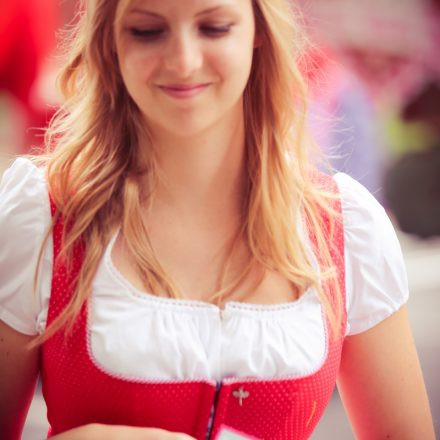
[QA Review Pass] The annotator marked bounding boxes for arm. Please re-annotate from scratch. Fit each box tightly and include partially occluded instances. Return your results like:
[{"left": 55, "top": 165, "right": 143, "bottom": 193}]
[
  {"left": 0, "top": 320, "right": 40, "bottom": 440},
  {"left": 50, "top": 425, "right": 196, "bottom": 439},
  {"left": 337, "top": 305, "right": 435, "bottom": 439}
]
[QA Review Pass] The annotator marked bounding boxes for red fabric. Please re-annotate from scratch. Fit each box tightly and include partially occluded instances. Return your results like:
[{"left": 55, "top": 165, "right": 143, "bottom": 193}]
[{"left": 41, "top": 174, "right": 345, "bottom": 439}]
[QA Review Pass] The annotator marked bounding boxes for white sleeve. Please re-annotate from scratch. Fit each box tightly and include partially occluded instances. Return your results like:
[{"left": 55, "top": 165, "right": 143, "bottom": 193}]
[
  {"left": 0, "top": 158, "right": 52, "bottom": 335},
  {"left": 334, "top": 173, "right": 409, "bottom": 336}
]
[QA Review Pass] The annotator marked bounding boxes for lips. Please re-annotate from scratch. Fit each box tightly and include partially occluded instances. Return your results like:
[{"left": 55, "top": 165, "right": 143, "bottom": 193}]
[{"left": 158, "top": 83, "right": 210, "bottom": 99}]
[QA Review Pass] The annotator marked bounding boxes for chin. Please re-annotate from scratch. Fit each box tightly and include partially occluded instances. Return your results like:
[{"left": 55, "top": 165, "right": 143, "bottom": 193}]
[
  {"left": 167, "top": 123, "right": 213, "bottom": 139},
  {"left": 147, "top": 112, "right": 219, "bottom": 139}
]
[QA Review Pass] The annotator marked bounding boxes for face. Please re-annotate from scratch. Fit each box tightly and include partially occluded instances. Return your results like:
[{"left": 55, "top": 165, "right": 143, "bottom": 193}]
[{"left": 114, "top": 0, "right": 256, "bottom": 139}]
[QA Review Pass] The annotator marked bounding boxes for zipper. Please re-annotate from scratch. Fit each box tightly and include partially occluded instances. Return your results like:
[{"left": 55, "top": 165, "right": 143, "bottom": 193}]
[{"left": 205, "top": 381, "right": 221, "bottom": 440}]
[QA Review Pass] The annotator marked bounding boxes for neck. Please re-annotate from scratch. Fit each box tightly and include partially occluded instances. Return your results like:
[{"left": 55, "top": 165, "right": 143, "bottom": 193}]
[{"left": 143, "top": 106, "right": 248, "bottom": 226}]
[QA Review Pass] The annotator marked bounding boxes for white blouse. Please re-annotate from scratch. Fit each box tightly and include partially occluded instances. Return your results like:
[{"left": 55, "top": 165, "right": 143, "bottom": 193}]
[{"left": 0, "top": 158, "right": 408, "bottom": 382}]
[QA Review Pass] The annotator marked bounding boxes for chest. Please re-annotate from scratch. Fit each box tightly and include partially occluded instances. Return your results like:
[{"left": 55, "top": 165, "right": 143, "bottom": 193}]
[{"left": 111, "top": 229, "right": 300, "bottom": 305}]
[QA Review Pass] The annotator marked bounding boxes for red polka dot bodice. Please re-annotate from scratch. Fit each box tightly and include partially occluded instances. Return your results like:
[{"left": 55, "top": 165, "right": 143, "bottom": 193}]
[{"left": 41, "top": 174, "right": 346, "bottom": 439}]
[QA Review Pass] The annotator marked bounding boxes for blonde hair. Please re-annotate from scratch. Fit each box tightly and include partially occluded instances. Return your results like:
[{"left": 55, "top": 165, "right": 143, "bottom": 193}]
[{"left": 33, "top": 0, "right": 343, "bottom": 343}]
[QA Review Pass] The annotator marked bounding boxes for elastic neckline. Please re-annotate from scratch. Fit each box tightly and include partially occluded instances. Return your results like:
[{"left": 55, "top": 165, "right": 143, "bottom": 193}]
[{"left": 103, "top": 230, "right": 319, "bottom": 317}]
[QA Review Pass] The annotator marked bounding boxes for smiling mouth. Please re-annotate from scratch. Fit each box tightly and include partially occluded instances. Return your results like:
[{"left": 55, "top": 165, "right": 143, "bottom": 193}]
[{"left": 158, "top": 83, "right": 210, "bottom": 99}]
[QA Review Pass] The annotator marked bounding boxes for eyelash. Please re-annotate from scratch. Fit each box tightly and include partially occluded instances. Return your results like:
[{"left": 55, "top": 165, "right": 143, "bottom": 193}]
[
  {"left": 129, "top": 25, "right": 232, "bottom": 41},
  {"left": 130, "top": 28, "right": 163, "bottom": 40},
  {"left": 200, "top": 25, "right": 231, "bottom": 36}
]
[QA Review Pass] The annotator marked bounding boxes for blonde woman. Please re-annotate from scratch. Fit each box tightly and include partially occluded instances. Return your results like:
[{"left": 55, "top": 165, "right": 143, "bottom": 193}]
[{"left": 0, "top": 0, "right": 435, "bottom": 439}]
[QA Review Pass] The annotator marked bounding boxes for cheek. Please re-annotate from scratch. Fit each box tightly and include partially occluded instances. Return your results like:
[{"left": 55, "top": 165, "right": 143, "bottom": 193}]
[
  {"left": 217, "top": 23, "right": 255, "bottom": 84},
  {"left": 119, "top": 45, "right": 157, "bottom": 89},
  {"left": 210, "top": 40, "right": 254, "bottom": 91}
]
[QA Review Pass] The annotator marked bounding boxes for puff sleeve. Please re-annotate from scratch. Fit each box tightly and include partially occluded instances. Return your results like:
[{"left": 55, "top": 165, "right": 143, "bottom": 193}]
[
  {"left": 0, "top": 158, "right": 52, "bottom": 335},
  {"left": 335, "top": 173, "right": 409, "bottom": 335}
]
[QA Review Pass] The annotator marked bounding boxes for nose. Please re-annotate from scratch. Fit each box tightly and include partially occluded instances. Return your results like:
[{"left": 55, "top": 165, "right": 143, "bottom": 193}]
[{"left": 163, "top": 29, "right": 203, "bottom": 78}]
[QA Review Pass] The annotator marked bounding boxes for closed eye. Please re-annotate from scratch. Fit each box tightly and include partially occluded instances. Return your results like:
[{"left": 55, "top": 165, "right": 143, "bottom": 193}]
[
  {"left": 200, "top": 25, "right": 232, "bottom": 37},
  {"left": 129, "top": 27, "right": 164, "bottom": 41},
  {"left": 128, "top": 24, "right": 232, "bottom": 41}
]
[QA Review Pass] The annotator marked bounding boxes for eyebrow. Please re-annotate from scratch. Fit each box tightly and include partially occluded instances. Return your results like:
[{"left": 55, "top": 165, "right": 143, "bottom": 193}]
[
  {"left": 195, "top": 5, "right": 231, "bottom": 17},
  {"left": 130, "top": 8, "right": 162, "bottom": 18},
  {"left": 129, "top": 4, "right": 233, "bottom": 19}
]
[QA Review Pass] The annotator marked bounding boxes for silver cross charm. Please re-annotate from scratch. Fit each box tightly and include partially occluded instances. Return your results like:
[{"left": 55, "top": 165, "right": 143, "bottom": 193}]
[{"left": 233, "top": 387, "right": 250, "bottom": 406}]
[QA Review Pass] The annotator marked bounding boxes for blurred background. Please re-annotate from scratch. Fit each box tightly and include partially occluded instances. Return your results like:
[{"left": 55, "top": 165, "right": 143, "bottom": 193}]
[{"left": 0, "top": 0, "right": 439, "bottom": 438}]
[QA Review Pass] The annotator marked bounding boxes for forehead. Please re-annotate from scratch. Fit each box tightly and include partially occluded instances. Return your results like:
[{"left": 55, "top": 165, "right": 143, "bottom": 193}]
[{"left": 116, "top": 0, "right": 251, "bottom": 19}]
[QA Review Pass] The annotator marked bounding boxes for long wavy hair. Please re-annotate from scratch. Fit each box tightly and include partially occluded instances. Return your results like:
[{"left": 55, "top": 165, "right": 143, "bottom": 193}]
[{"left": 33, "top": 0, "right": 343, "bottom": 343}]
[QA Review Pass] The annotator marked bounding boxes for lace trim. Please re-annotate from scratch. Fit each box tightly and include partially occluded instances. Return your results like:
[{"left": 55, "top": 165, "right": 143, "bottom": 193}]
[{"left": 104, "top": 231, "right": 320, "bottom": 319}]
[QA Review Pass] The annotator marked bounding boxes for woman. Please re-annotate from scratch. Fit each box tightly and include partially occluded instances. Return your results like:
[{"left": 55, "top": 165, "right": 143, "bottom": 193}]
[{"left": 0, "top": 0, "right": 435, "bottom": 439}]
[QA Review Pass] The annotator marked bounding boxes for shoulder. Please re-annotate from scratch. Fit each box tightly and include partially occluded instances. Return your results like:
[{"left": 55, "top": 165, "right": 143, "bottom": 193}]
[
  {"left": 0, "top": 157, "right": 48, "bottom": 212},
  {"left": 0, "top": 158, "right": 51, "bottom": 235},
  {"left": 333, "top": 173, "right": 409, "bottom": 335},
  {"left": 333, "top": 172, "right": 402, "bottom": 257},
  {"left": 333, "top": 172, "right": 387, "bottom": 231}
]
